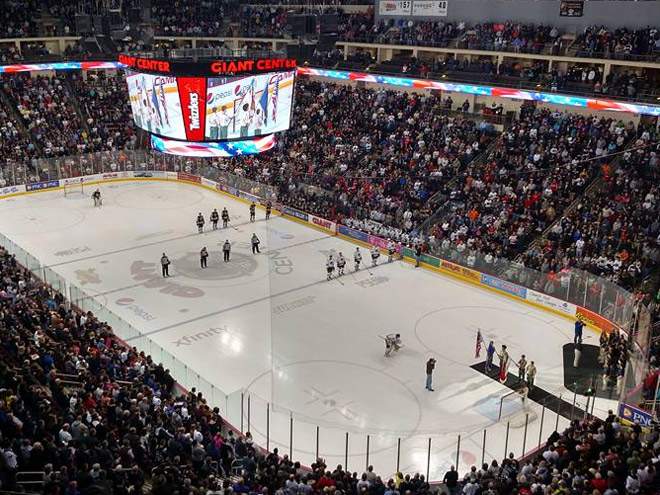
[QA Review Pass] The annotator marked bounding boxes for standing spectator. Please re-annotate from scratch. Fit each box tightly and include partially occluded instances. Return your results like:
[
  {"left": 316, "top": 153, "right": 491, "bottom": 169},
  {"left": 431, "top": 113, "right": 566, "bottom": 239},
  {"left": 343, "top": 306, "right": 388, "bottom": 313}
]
[{"left": 443, "top": 465, "right": 459, "bottom": 494}]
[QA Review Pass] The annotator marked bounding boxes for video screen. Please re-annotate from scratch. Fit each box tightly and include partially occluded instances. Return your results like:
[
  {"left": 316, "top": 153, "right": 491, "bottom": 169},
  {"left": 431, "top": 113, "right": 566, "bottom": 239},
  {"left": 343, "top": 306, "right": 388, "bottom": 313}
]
[
  {"left": 205, "top": 70, "right": 295, "bottom": 141},
  {"left": 126, "top": 70, "right": 186, "bottom": 140},
  {"left": 125, "top": 69, "right": 295, "bottom": 142}
]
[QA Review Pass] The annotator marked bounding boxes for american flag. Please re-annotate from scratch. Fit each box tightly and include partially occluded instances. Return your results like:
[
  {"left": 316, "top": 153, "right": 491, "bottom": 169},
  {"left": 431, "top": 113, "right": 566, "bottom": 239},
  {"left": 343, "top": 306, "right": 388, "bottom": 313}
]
[
  {"left": 475, "top": 330, "right": 483, "bottom": 358},
  {"left": 270, "top": 74, "right": 283, "bottom": 123},
  {"left": 151, "top": 134, "right": 276, "bottom": 158}
]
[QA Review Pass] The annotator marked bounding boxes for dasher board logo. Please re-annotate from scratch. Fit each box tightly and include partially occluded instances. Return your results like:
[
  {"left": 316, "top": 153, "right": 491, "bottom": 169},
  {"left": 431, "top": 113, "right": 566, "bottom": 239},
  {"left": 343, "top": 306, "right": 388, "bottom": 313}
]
[{"left": 618, "top": 403, "right": 653, "bottom": 427}]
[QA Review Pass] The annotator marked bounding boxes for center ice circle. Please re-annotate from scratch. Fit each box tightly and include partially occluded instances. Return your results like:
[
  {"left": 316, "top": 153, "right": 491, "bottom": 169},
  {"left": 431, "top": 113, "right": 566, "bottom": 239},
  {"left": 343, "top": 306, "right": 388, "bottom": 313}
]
[
  {"left": 245, "top": 360, "right": 422, "bottom": 452},
  {"left": 173, "top": 250, "right": 259, "bottom": 280}
]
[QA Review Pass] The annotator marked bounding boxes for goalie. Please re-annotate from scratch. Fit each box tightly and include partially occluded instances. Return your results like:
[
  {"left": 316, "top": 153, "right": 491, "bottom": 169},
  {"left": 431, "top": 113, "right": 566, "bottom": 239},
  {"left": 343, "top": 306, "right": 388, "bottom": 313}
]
[
  {"left": 384, "top": 333, "right": 402, "bottom": 357},
  {"left": 92, "top": 188, "right": 102, "bottom": 207}
]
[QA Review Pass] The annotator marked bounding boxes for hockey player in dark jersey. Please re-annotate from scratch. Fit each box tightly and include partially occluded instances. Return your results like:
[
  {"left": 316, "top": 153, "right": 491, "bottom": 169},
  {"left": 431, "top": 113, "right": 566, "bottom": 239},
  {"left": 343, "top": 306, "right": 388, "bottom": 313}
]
[
  {"left": 196, "top": 213, "right": 205, "bottom": 233},
  {"left": 210, "top": 209, "right": 219, "bottom": 230}
]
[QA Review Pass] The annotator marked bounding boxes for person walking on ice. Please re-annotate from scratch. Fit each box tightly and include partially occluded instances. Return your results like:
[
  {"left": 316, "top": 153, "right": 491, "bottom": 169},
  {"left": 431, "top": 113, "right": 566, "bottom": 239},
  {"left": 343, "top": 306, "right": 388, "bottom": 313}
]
[
  {"left": 425, "top": 358, "right": 436, "bottom": 391},
  {"left": 222, "top": 240, "right": 231, "bottom": 262},
  {"left": 160, "top": 253, "right": 170, "bottom": 277},
  {"left": 265, "top": 201, "right": 272, "bottom": 220},
  {"left": 251, "top": 234, "right": 260, "bottom": 254},
  {"left": 221, "top": 207, "right": 230, "bottom": 228},
  {"left": 249, "top": 202, "right": 256, "bottom": 222},
  {"left": 200, "top": 247, "right": 208, "bottom": 268}
]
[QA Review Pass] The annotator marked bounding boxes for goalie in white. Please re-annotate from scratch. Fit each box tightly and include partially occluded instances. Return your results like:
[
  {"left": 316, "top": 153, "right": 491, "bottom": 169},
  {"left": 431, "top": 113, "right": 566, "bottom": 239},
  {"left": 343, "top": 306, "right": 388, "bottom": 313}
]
[{"left": 383, "top": 333, "right": 402, "bottom": 357}]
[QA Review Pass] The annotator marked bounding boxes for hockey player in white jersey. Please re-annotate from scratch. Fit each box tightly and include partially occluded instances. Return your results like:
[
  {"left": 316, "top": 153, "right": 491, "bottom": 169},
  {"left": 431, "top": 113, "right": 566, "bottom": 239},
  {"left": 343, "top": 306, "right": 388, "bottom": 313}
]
[
  {"left": 384, "top": 333, "right": 402, "bottom": 357},
  {"left": 370, "top": 246, "right": 380, "bottom": 267},
  {"left": 387, "top": 241, "right": 396, "bottom": 262},
  {"left": 336, "top": 252, "right": 346, "bottom": 276},
  {"left": 326, "top": 254, "right": 335, "bottom": 280},
  {"left": 354, "top": 247, "right": 362, "bottom": 272}
]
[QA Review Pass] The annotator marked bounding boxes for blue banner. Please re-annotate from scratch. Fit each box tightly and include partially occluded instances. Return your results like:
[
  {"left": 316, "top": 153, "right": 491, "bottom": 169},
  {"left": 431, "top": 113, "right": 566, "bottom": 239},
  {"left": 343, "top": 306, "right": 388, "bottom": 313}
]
[
  {"left": 282, "top": 206, "right": 308, "bottom": 222},
  {"left": 26, "top": 180, "right": 60, "bottom": 192},
  {"left": 337, "top": 225, "right": 369, "bottom": 243},
  {"left": 481, "top": 274, "right": 527, "bottom": 299},
  {"left": 618, "top": 403, "right": 654, "bottom": 427}
]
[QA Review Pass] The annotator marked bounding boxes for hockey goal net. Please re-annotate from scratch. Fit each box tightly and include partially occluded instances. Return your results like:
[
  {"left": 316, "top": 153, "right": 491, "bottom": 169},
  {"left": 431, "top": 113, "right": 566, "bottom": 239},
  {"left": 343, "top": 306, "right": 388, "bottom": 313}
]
[{"left": 63, "top": 180, "right": 84, "bottom": 196}]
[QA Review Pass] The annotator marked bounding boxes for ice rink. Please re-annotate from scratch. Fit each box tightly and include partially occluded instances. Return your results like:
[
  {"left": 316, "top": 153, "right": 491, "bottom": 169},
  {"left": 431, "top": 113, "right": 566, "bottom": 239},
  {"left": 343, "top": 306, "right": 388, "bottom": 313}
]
[{"left": 0, "top": 180, "right": 614, "bottom": 479}]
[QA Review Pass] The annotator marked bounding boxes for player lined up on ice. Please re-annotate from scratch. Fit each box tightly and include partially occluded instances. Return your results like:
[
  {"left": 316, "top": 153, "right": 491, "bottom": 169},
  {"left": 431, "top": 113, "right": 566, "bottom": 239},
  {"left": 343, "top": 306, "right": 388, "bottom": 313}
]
[
  {"left": 92, "top": 188, "right": 102, "bottom": 207},
  {"left": 354, "top": 247, "right": 362, "bottom": 271},
  {"left": 210, "top": 209, "right": 219, "bottom": 229},
  {"left": 249, "top": 202, "right": 256, "bottom": 222},
  {"left": 222, "top": 207, "right": 230, "bottom": 228},
  {"left": 196, "top": 212, "right": 205, "bottom": 233}
]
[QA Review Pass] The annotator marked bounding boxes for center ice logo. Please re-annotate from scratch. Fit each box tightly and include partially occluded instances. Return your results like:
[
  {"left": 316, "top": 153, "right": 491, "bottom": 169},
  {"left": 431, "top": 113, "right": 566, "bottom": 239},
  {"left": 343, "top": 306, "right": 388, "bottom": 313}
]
[
  {"left": 130, "top": 260, "right": 204, "bottom": 298},
  {"left": 169, "top": 250, "right": 259, "bottom": 281}
]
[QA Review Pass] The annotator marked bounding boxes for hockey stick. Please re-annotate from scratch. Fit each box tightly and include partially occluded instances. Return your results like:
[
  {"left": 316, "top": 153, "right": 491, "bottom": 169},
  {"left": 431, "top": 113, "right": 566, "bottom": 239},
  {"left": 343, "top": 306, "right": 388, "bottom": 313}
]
[{"left": 334, "top": 276, "right": 344, "bottom": 286}]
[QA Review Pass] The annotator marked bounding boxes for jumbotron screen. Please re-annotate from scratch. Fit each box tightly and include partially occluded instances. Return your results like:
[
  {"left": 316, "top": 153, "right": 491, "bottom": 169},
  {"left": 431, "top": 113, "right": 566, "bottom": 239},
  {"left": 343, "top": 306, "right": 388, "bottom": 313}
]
[{"left": 125, "top": 69, "right": 295, "bottom": 142}]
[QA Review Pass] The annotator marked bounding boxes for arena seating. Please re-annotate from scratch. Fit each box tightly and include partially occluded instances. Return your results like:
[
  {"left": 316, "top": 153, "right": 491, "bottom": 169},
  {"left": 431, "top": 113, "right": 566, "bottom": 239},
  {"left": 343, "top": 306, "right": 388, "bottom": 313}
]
[{"left": 0, "top": 20, "right": 658, "bottom": 491}]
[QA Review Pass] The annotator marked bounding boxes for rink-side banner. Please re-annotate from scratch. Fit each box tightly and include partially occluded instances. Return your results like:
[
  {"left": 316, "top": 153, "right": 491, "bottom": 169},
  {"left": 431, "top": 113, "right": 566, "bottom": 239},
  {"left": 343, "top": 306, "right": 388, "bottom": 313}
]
[
  {"left": 309, "top": 215, "right": 336, "bottom": 234},
  {"left": 480, "top": 274, "right": 527, "bottom": 299},
  {"left": 297, "top": 67, "right": 660, "bottom": 117},
  {"left": 282, "top": 206, "right": 308, "bottom": 222},
  {"left": 26, "top": 180, "right": 60, "bottom": 192}
]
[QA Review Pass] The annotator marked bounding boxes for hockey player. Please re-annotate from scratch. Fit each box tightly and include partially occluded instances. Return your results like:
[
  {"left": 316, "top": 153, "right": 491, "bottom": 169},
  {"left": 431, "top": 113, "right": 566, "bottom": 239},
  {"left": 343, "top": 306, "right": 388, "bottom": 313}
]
[
  {"left": 249, "top": 202, "right": 256, "bottom": 222},
  {"left": 354, "top": 247, "right": 362, "bottom": 271},
  {"left": 265, "top": 201, "right": 272, "bottom": 220},
  {"left": 221, "top": 208, "right": 230, "bottom": 228},
  {"left": 336, "top": 252, "right": 346, "bottom": 276},
  {"left": 200, "top": 247, "right": 208, "bottom": 268},
  {"left": 222, "top": 240, "right": 231, "bottom": 262},
  {"left": 92, "top": 188, "right": 102, "bottom": 207},
  {"left": 387, "top": 241, "right": 396, "bottom": 263},
  {"left": 251, "top": 233, "right": 260, "bottom": 254},
  {"left": 326, "top": 254, "right": 335, "bottom": 281},
  {"left": 384, "top": 333, "right": 402, "bottom": 357},
  {"left": 210, "top": 209, "right": 219, "bottom": 230},
  {"left": 370, "top": 246, "right": 380, "bottom": 267},
  {"left": 196, "top": 213, "right": 205, "bottom": 233}
]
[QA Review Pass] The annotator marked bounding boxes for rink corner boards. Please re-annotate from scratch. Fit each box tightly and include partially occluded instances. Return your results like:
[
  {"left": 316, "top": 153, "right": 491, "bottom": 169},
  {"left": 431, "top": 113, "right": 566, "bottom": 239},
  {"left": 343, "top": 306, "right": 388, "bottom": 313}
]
[{"left": 0, "top": 173, "right": 613, "bottom": 338}]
